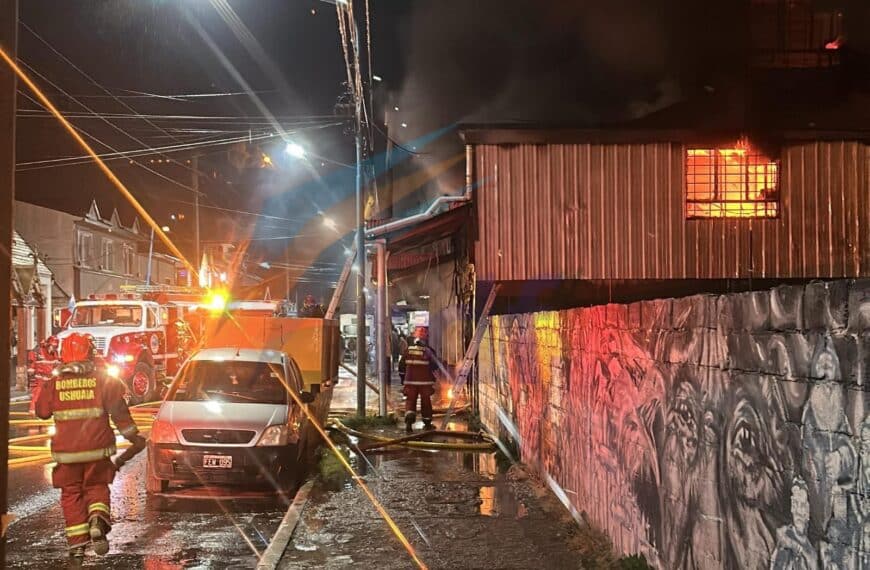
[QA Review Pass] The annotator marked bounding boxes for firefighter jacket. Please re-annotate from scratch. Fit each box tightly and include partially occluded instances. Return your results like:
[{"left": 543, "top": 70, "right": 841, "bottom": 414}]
[
  {"left": 34, "top": 362, "right": 139, "bottom": 464},
  {"left": 399, "top": 341, "right": 439, "bottom": 386}
]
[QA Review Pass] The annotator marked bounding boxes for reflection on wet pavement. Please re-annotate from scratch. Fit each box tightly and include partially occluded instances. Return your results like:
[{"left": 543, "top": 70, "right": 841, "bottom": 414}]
[
  {"left": 279, "top": 426, "right": 583, "bottom": 570},
  {"left": 6, "top": 450, "right": 294, "bottom": 568}
]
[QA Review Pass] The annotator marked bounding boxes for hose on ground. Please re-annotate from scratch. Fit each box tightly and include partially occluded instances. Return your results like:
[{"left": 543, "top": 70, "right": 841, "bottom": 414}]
[{"left": 328, "top": 418, "right": 496, "bottom": 452}]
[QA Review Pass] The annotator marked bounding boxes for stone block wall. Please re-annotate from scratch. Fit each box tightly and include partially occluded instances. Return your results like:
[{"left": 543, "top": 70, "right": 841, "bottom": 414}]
[{"left": 478, "top": 279, "right": 870, "bottom": 569}]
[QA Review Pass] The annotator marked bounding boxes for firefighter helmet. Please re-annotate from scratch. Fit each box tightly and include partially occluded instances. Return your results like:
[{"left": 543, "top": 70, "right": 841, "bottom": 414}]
[
  {"left": 61, "top": 333, "right": 95, "bottom": 363},
  {"left": 46, "top": 335, "right": 59, "bottom": 348},
  {"left": 414, "top": 326, "right": 429, "bottom": 341}
]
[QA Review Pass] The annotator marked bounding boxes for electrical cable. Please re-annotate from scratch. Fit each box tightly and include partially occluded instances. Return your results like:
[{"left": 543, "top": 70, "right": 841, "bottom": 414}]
[
  {"left": 18, "top": 91, "right": 207, "bottom": 199},
  {"left": 17, "top": 130, "right": 279, "bottom": 169},
  {"left": 73, "top": 88, "right": 280, "bottom": 100},
  {"left": 16, "top": 62, "right": 206, "bottom": 196}
]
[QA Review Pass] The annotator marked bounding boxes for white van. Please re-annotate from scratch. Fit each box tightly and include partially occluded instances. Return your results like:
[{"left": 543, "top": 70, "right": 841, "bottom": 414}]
[{"left": 145, "top": 347, "right": 315, "bottom": 493}]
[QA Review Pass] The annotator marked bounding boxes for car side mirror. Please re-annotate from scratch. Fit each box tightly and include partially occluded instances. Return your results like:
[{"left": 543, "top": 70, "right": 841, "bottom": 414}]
[{"left": 299, "top": 391, "right": 315, "bottom": 404}]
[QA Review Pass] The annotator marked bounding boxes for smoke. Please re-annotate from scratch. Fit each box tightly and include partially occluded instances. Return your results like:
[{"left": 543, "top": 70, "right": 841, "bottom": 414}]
[{"left": 389, "top": 0, "right": 736, "bottom": 198}]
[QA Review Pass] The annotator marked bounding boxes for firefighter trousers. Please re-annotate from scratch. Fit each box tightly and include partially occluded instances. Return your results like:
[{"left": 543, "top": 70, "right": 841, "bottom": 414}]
[
  {"left": 52, "top": 459, "right": 115, "bottom": 547},
  {"left": 403, "top": 384, "right": 434, "bottom": 421}
]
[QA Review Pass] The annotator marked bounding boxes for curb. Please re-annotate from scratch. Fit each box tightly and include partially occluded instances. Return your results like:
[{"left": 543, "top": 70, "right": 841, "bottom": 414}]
[{"left": 256, "top": 479, "right": 314, "bottom": 570}]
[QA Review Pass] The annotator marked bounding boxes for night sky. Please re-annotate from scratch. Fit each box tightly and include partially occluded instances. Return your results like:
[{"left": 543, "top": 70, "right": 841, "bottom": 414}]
[{"left": 13, "top": 1, "right": 870, "bottom": 291}]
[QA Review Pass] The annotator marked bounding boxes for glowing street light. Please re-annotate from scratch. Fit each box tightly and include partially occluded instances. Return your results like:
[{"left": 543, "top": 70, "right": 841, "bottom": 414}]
[
  {"left": 285, "top": 142, "right": 306, "bottom": 159},
  {"left": 161, "top": 226, "right": 170, "bottom": 232}
]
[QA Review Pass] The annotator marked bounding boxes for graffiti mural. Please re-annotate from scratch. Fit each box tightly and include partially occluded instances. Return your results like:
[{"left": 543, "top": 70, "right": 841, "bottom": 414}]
[{"left": 478, "top": 280, "right": 870, "bottom": 569}]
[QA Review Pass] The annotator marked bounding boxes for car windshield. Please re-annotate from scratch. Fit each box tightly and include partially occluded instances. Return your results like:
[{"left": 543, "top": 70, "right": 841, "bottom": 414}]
[
  {"left": 71, "top": 304, "right": 142, "bottom": 327},
  {"left": 169, "top": 359, "right": 288, "bottom": 405}
]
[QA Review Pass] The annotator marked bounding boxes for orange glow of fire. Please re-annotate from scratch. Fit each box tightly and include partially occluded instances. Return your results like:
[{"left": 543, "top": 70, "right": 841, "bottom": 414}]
[{"left": 687, "top": 141, "right": 778, "bottom": 218}]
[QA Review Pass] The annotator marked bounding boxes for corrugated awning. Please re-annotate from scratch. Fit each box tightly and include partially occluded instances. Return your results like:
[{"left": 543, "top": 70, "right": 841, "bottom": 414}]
[{"left": 379, "top": 204, "right": 472, "bottom": 255}]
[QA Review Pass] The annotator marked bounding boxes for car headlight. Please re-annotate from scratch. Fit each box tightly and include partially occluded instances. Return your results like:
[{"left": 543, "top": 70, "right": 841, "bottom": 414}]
[
  {"left": 150, "top": 419, "right": 178, "bottom": 444},
  {"left": 106, "top": 364, "right": 121, "bottom": 378},
  {"left": 256, "top": 425, "right": 289, "bottom": 447},
  {"left": 112, "top": 354, "right": 135, "bottom": 364}
]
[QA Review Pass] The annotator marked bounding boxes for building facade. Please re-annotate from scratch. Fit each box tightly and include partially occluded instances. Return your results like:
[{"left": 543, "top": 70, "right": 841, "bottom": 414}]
[{"left": 15, "top": 200, "right": 182, "bottom": 302}]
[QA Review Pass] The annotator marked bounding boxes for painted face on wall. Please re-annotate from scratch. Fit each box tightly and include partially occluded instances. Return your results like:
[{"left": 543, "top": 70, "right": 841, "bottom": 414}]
[
  {"left": 665, "top": 380, "right": 701, "bottom": 465},
  {"left": 791, "top": 485, "right": 810, "bottom": 535},
  {"left": 725, "top": 393, "right": 782, "bottom": 504},
  {"left": 814, "top": 351, "right": 838, "bottom": 381}
]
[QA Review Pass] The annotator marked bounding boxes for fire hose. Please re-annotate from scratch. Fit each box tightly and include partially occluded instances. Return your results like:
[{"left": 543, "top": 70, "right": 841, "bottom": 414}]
[
  {"left": 7, "top": 401, "right": 157, "bottom": 468},
  {"left": 328, "top": 418, "right": 496, "bottom": 452}
]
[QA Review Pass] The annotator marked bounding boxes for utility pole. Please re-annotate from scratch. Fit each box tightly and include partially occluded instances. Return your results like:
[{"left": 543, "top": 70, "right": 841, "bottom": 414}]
[
  {"left": 0, "top": 1, "right": 17, "bottom": 563},
  {"left": 355, "top": 86, "right": 366, "bottom": 416},
  {"left": 374, "top": 240, "right": 388, "bottom": 416},
  {"left": 192, "top": 155, "right": 200, "bottom": 272}
]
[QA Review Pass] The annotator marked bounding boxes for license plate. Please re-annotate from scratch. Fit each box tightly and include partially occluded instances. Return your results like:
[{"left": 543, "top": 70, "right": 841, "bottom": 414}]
[{"left": 202, "top": 455, "right": 232, "bottom": 469}]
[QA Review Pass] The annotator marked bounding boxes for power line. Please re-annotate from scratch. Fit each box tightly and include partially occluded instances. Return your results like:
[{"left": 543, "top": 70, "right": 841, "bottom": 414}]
[
  {"left": 17, "top": 130, "right": 273, "bottom": 168},
  {"left": 17, "top": 131, "right": 286, "bottom": 170},
  {"left": 74, "top": 88, "right": 280, "bottom": 101},
  {"left": 20, "top": 21, "right": 212, "bottom": 181},
  {"left": 17, "top": 58, "right": 211, "bottom": 192},
  {"left": 17, "top": 90, "right": 205, "bottom": 196},
  {"left": 17, "top": 108, "right": 341, "bottom": 124}
]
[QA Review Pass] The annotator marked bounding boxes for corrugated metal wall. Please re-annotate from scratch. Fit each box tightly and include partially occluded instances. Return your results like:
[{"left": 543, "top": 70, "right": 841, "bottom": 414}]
[{"left": 474, "top": 141, "right": 869, "bottom": 281}]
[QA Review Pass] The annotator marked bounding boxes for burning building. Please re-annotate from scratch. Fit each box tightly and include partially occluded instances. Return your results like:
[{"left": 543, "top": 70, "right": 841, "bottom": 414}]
[{"left": 461, "top": 1, "right": 870, "bottom": 567}]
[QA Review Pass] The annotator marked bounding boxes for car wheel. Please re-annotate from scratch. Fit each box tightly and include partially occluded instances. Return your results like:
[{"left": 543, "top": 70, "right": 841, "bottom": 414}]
[
  {"left": 129, "top": 362, "right": 155, "bottom": 404},
  {"left": 279, "top": 445, "right": 303, "bottom": 488},
  {"left": 145, "top": 454, "right": 169, "bottom": 494}
]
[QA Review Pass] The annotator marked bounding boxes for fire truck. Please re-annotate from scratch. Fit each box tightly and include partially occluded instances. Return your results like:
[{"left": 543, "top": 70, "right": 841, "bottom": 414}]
[{"left": 56, "top": 287, "right": 201, "bottom": 403}]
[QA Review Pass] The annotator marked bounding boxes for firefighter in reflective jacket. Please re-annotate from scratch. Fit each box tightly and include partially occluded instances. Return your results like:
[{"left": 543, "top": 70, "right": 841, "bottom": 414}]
[
  {"left": 33, "top": 333, "right": 142, "bottom": 568},
  {"left": 398, "top": 326, "right": 439, "bottom": 433}
]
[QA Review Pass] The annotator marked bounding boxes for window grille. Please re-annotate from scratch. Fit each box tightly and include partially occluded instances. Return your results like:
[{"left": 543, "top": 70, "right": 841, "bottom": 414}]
[{"left": 686, "top": 146, "right": 779, "bottom": 219}]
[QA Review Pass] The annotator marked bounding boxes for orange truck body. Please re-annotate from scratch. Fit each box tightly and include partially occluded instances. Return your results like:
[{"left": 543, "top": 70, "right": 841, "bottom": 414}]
[{"left": 190, "top": 313, "right": 341, "bottom": 392}]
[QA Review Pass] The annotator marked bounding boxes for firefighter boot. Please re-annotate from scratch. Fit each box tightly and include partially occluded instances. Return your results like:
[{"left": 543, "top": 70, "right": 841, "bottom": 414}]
[
  {"left": 423, "top": 420, "right": 435, "bottom": 431},
  {"left": 404, "top": 411, "right": 416, "bottom": 433},
  {"left": 89, "top": 515, "right": 110, "bottom": 556},
  {"left": 67, "top": 545, "right": 86, "bottom": 569}
]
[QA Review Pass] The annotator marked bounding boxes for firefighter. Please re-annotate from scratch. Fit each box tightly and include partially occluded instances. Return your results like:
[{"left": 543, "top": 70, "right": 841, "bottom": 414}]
[
  {"left": 398, "top": 326, "right": 439, "bottom": 433},
  {"left": 33, "top": 332, "right": 143, "bottom": 568},
  {"left": 27, "top": 336, "right": 60, "bottom": 413},
  {"left": 299, "top": 294, "right": 325, "bottom": 318}
]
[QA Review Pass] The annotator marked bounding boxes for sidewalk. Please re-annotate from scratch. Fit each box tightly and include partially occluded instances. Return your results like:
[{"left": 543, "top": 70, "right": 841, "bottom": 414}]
[
  {"left": 278, "top": 447, "right": 585, "bottom": 569},
  {"left": 276, "top": 370, "right": 587, "bottom": 570}
]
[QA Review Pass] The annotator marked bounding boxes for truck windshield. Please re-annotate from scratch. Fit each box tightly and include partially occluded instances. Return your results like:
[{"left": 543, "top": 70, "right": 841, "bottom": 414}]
[
  {"left": 72, "top": 305, "right": 143, "bottom": 327},
  {"left": 170, "top": 360, "right": 288, "bottom": 405}
]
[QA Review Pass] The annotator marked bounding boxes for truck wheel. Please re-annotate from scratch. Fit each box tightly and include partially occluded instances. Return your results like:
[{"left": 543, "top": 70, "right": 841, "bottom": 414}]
[
  {"left": 145, "top": 456, "right": 169, "bottom": 494},
  {"left": 129, "top": 362, "right": 155, "bottom": 404}
]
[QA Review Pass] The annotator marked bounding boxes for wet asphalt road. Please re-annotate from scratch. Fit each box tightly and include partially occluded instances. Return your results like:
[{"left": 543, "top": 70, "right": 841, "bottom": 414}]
[{"left": 6, "top": 421, "right": 295, "bottom": 569}]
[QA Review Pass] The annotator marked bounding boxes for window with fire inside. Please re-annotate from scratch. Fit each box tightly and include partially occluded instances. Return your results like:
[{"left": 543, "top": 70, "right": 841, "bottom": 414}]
[{"left": 686, "top": 143, "right": 779, "bottom": 219}]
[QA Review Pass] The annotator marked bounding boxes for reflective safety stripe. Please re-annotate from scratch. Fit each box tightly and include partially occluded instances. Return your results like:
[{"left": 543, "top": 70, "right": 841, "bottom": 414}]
[
  {"left": 404, "top": 359, "right": 429, "bottom": 365},
  {"left": 404, "top": 381, "right": 435, "bottom": 385},
  {"left": 88, "top": 502, "right": 110, "bottom": 514},
  {"left": 54, "top": 407, "right": 105, "bottom": 421},
  {"left": 65, "top": 523, "right": 90, "bottom": 537},
  {"left": 119, "top": 424, "right": 139, "bottom": 437},
  {"left": 52, "top": 445, "right": 116, "bottom": 464}
]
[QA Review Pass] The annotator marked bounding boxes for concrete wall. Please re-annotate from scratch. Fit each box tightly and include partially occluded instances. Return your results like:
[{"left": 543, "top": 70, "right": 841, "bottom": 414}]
[{"left": 478, "top": 279, "right": 870, "bottom": 569}]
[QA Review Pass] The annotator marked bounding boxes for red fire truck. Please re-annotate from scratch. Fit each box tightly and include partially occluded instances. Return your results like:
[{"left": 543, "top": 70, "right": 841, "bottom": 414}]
[{"left": 56, "top": 287, "right": 200, "bottom": 402}]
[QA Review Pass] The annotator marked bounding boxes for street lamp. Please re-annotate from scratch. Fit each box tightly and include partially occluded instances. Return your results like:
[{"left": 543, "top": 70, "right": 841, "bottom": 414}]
[
  {"left": 285, "top": 142, "right": 306, "bottom": 159},
  {"left": 161, "top": 226, "right": 170, "bottom": 232}
]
